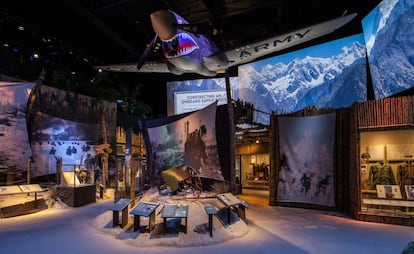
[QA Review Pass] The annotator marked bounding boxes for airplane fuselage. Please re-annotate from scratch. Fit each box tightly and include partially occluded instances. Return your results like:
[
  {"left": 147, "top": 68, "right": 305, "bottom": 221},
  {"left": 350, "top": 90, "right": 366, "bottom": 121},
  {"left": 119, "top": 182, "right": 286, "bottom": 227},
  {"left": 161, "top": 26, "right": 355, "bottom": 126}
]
[{"left": 94, "top": 12, "right": 357, "bottom": 76}]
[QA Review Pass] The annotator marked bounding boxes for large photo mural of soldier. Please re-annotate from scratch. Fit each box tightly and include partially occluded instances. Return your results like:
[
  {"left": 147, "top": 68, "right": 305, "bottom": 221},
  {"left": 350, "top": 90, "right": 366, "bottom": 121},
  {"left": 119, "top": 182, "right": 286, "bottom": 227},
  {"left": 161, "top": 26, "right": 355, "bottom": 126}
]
[{"left": 146, "top": 102, "right": 223, "bottom": 187}]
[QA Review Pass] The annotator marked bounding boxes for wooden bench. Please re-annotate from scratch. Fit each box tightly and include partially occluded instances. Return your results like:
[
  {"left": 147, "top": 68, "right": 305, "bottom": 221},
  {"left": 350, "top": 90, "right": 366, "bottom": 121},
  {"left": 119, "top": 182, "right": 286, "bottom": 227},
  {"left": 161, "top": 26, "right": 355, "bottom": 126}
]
[
  {"left": 204, "top": 205, "right": 217, "bottom": 237},
  {"left": 129, "top": 201, "right": 159, "bottom": 232},
  {"left": 108, "top": 198, "right": 132, "bottom": 228}
]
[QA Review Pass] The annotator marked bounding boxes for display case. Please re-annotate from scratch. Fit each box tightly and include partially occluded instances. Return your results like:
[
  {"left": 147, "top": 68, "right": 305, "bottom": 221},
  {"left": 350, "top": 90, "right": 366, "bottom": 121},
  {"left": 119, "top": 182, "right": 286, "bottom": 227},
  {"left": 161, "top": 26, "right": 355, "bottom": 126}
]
[
  {"left": 57, "top": 164, "right": 96, "bottom": 207},
  {"left": 240, "top": 154, "right": 270, "bottom": 188},
  {"left": 359, "top": 130, "right": 414, "bottom": 220},
  {"left": 59, "top": 164, "right": 97, "bottom": 186}
]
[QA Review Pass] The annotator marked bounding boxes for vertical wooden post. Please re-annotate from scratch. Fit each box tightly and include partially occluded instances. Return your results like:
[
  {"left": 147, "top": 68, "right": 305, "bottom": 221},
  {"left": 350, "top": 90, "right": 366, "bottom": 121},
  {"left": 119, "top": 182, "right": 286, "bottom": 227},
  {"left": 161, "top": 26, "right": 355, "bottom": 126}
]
[
  {"left": 225, "top": 72, "right": 238, "bottom": 194},
  {"left": 27, "top": 158, "right": 31, "bottom": 184},
  {"left": 101, "top": 115, "right": 108, "bottom": 189},
  {"left": 130, "top": 155, "right": 136, "bottom": 207},
  {"left": 269, "top": 112, "right": 279, "bottom": 205}
]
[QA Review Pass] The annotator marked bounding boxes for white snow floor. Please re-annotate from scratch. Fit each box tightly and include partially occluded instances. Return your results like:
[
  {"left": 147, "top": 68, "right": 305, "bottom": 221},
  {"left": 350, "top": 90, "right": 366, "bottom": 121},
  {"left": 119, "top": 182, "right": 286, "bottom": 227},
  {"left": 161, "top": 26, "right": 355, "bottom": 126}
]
[{"left": 0, "top": 188, "right": 413, "bottom": 254}]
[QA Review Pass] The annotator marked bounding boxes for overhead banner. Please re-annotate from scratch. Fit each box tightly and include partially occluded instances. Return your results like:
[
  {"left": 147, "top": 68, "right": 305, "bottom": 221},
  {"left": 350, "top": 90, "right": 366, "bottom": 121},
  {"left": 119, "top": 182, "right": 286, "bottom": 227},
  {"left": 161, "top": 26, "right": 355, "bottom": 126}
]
[{"left": 277, "top": 113, "right": 336, "bottom": 207}]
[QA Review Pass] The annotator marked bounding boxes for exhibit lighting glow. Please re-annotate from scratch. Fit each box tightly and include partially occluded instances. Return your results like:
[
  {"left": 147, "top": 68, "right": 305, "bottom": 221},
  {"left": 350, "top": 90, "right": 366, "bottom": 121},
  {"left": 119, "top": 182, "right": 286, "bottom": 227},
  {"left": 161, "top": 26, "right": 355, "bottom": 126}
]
[
  {"left": 32, "top": 53, "right": 40, "bottom": 59},
  {"left": 17, "top": 25, "right": 25, "bottom": 31},
  {"left": 25, "top": 88, "right": 32, "bottom": 97}
]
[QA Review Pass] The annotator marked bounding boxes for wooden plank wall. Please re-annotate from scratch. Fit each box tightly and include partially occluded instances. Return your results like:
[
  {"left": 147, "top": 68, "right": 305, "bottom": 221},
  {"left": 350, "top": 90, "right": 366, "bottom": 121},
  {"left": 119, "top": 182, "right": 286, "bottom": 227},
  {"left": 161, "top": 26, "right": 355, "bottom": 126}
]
[{"left": 356, "top": 96, "right": 414, "bottom": 129}]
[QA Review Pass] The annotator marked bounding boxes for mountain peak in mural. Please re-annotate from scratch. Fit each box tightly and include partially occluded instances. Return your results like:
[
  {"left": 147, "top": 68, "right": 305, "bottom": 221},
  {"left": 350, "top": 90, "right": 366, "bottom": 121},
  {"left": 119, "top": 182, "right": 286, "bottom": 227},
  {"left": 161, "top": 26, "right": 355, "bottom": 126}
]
[
  {"left": 366, "top": 0, "right": 414, "bottom": 99},
  {"left": 238, "top": 35, "right": 367, "bottom": 124}
]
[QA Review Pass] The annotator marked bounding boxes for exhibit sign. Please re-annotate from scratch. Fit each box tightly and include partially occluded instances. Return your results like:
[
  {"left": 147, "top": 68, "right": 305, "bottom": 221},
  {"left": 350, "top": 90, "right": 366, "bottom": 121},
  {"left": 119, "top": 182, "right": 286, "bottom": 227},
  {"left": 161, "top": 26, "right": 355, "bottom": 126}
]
[{"left": 174, "top": 89, "right": 227, "bottom": 115}]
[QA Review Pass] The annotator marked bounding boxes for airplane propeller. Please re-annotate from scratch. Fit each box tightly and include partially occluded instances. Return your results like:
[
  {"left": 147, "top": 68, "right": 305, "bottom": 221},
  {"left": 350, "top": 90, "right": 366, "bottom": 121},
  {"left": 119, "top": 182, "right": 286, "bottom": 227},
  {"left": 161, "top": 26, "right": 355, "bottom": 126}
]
[{"left": 136, "top": 34, "right": 159, "bottom": 70}]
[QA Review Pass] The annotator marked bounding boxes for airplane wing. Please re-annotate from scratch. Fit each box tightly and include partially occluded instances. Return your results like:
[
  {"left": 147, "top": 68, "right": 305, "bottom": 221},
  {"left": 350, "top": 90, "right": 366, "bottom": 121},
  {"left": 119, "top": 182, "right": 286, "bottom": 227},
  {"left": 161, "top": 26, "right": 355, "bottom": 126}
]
[
  {"left": 94, "top": 13, "right": 357, "bottom": 74},
  {"left": 96, "top": 60, "right": 171, "bottom": 73},
  {"left": 210, "top": 12, "right": 358, "bottom": 71}
]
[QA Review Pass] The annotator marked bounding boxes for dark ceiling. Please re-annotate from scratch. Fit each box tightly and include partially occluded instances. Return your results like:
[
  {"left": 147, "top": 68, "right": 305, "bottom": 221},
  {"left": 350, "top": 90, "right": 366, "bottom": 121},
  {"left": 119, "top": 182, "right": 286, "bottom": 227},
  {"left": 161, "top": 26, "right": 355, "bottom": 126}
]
[{"left": 0, "top": 0, "right": 382, "bottom": 114}]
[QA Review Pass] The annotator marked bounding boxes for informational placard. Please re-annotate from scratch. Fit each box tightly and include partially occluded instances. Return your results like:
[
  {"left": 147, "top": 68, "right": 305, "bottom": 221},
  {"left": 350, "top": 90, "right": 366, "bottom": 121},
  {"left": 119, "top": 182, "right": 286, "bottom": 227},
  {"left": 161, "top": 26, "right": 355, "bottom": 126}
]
[
  {"left": 161, "top": 204, "right": 189, "bottom": 218},
  {"left": 217, "top": 192, "right": 241, "bottom": 206},
  {"left": 376, "top": 185, "right": 402, "bottom": 199},
  {"left": 405, "top": 185, "right": 414, "bottom": 200},
  {"left": 204, "top": 205, "right": 217, "bottom": 215},
  {"left": 368, "top": 145, "right": 385, "bottom": 161},
  {"left": 174, "top": 90, "right": 227, "bottom": 115},
  {"left": 0, "top": 184, "right": 44, "bottom": 195},
  {"left": 131, "top": 202, "right": 159, "bottom": 217},
  {"left": 0, "top": 185, "right": 22, "bottom": 195},
  {"left": 19, "top": 184, "right": 44, "bottom": 193},
  {"left": 110, "top": 198, "right": 132, "bottom": 212},
  {"left": 386, "top": 144, "right": 414, "bottom": 161}
]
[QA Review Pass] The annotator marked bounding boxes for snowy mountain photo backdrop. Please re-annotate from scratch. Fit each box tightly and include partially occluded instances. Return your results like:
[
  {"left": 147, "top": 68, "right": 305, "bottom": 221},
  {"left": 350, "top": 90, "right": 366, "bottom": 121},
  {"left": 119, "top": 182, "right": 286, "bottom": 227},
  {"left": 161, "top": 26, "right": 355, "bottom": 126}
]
[
  {"left": 362, "top": 0, "right": 414, "bottom": 99},
  {"left": 238, "top": 34, "right": 367, "bottom": 125}
]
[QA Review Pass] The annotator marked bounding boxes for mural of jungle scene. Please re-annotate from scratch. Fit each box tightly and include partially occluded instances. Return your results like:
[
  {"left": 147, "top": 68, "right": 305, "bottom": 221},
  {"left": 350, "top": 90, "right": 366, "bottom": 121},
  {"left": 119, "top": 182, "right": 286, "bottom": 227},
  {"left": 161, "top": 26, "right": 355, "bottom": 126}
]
[
  {"left": 277, "top": 113, "right": 336, "bottom": 207},
  {"left": 146, "top": 102, "right": 223, "bottom": 188},
  {"left": 0, "top": 82, "right": 34, "bottom": 185},
  {"left": 26, "top": 84, "right": 117, "bottom": 183}
]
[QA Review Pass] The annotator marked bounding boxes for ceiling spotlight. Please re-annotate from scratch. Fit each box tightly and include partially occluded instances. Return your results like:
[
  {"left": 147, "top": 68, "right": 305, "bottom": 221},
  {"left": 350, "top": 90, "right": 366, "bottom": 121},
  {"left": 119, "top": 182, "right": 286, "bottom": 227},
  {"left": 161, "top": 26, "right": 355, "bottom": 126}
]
[
  {"left": 42, "top": 37, "right": 51, "bottom": 43},
  {"left": 32, "top": 53, "right": 40, "bottom": 59},
  {"left": 2, "top": 43, "right": 9, "bottom": 47},
  {"left": 17, "top": 25, "right": 25, "bottom": 31}
]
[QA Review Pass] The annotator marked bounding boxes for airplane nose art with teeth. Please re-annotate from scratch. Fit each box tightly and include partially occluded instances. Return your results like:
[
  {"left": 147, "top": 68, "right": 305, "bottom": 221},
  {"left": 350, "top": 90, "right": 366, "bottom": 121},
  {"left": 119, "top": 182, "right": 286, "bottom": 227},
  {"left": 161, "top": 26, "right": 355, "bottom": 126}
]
[{"left": 162, "top": 33, "right": 199, "bottom": 58}]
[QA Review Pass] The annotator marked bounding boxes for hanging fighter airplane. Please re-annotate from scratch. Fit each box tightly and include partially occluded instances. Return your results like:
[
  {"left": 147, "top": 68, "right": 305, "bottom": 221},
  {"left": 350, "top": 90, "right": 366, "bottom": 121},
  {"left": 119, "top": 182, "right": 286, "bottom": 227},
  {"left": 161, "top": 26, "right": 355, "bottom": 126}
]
[{"left": 95, "top": 9, "right": 358, "bottom": 77}]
